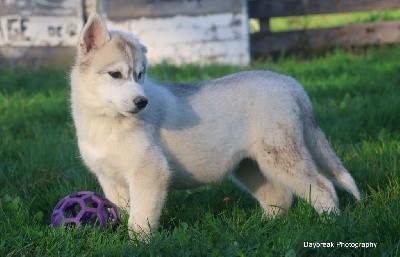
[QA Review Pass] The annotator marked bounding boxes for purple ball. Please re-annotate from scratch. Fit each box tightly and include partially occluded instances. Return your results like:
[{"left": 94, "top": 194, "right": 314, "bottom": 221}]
[{"left": 51, "top": 191, "right": 118, "bottom": 229}]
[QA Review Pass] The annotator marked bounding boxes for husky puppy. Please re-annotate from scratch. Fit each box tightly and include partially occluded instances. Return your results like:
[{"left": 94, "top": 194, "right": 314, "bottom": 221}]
[{"left": 70, "top": 13, "right": 360, "bottom": 239}]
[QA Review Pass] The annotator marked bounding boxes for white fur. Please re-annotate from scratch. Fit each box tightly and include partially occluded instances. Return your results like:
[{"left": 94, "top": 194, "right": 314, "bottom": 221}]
[{"left": 70, "top": 14, "right": 360, "bottom": 240}]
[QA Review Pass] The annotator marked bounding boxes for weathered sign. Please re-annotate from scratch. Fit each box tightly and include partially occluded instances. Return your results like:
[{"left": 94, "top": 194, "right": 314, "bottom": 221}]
[
  {"left": 0, "top": 0, "right": 81, "bottom": 47},
  {"left": 0, "top": 15, "right": 80, "bottom": 46}
]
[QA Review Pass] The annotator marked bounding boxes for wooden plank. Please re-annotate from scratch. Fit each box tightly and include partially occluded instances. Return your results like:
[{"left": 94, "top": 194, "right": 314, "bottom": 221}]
[
  {"left": 0, "top": 0, "right": 79, "bottom": 16},
  {"left": 249, "top": 0, "right": 400, "bottom": 18},
  {"left": 0, "top": 46, "right": 75, "bottom": 68},
  {"left": 251, "top": 20, "right": 400, "bottom": 53},
  {"left": 107, "top": 0, "right": 243, "bottom": 20},
  {"left": 107, "top": 11, "right": 250, "bottom": 65}
]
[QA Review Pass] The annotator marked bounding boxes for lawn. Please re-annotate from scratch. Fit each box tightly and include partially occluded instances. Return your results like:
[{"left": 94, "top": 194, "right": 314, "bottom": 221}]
[
  {"left": 249, "top": 9, "right": 400, "bottom": 33},
  {"left": 1, "top": 45, "right": 400, "bottom": 256}
]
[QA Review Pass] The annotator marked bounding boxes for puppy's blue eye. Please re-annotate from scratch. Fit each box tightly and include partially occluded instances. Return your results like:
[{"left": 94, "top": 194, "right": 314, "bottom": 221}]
[
  {"left": 137, "top": 72, "right": 143, "bottom": 80},
  {"left": 108, "top": 71, "right": 122, "bottom": 79}
]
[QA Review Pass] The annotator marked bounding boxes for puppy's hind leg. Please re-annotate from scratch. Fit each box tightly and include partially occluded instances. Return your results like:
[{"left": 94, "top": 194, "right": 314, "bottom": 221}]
[
  {"left": 253, "top": 125, "right": 340, "bottom": 214},
  {"left": 231, "top": 159, "right": 293, "bottom": 218}
]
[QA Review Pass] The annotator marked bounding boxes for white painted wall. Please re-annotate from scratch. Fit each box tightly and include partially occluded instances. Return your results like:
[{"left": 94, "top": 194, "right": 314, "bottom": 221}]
[{"left": 107, "top": 12, "right": 250, "bottom": 65}]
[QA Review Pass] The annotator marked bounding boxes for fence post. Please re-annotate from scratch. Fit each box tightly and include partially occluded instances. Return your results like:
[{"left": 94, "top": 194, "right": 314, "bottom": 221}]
[
  {"left": 97, "top": 0, "right": 108, "bottom": 19},
  {"left": 83, "top": 0, "right": 107, "bottom": 20},
  {"left": 259, "top": 18, "right": 270, "bottom": 32}
]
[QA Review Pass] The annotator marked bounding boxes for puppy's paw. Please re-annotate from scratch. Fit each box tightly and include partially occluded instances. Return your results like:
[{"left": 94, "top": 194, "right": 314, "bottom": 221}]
[{"left": 128, "top": 222, "right": 151, "bottom": 243}]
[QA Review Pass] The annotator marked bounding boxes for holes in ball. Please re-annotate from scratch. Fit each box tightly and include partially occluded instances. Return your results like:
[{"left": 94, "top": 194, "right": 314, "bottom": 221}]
[
  {"left": 102, "top": 205, "right": 117, "bottom": 226},
  {"left": 84, "top": 200, "right": 98, "bottom": 209},
  {"left": 64, "top": 202, "right": 82, "bottom": 218},
  {"left": 80, "top": 211, "right": 100, "bottom": 226},
  {"left": 102, "top": 206, "right": 112, "bottom": 217}
]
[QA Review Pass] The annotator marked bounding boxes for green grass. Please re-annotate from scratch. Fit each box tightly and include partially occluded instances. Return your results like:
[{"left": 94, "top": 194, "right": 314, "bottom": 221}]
[
  {"left": 1, "top": 45, "right": 400, "bottom": 256},
  {"left": 250, "top": 9, "right": 400, "bottom": 33}
]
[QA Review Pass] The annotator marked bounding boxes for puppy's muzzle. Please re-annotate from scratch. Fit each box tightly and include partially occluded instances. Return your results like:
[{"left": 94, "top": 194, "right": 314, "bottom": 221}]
[{"left": 134, "top": 97, "right": 148, "bottom": 110}]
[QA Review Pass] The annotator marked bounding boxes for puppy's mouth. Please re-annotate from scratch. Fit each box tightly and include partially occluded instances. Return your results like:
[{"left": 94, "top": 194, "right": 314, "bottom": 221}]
[{"left": 121, "top": 109, "right": 143, "bottom": 117}]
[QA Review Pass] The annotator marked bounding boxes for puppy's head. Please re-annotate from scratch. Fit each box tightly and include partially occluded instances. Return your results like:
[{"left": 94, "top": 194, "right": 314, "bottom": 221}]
[{"left": 71, "top": 13, "right": 148, "bottom": 117}]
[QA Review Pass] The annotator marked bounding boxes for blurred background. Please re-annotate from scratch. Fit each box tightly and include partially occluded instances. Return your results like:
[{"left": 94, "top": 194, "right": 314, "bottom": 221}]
[{"left": 0, "top": 0, "right": 399, "bottom": 67}]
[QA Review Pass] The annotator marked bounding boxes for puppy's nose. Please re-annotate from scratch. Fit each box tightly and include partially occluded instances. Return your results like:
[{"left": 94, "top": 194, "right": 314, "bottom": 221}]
[{"left": 133, "top": 97, "right": 148, "bottom": 110}]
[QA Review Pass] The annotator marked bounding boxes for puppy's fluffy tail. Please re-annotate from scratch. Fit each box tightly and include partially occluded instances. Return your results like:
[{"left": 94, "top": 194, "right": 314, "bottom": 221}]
[
  {"left": 308, "top": 126, "right": 360, "bottom": 201},
  {"left": 298, "top": 96, "right": 361, "bottom": 201}
]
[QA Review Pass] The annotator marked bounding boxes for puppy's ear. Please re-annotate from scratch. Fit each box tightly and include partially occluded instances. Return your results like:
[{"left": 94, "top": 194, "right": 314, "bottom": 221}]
[{"left": 79, "top": 13, "right": 110, "bottom": 54}]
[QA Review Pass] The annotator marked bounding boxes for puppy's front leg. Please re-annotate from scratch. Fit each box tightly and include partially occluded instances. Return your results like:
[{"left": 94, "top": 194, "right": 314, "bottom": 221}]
[{"left": 127, "top": 151, "right": 170, "bottom": 240}]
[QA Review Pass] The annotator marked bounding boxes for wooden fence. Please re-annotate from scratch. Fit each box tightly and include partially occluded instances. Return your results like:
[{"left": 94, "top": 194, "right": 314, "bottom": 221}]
[
  {"left": 0, "top": 0, "right": 249, "bottom": 67},
  {"left": 249, "top": 0, "right": 400, "bottom": 54},
  {"left": 1, "top": 0, "right": 400, "bottom": 67}
]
